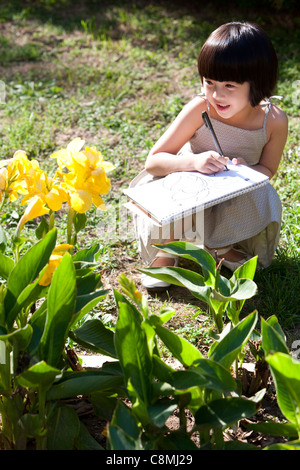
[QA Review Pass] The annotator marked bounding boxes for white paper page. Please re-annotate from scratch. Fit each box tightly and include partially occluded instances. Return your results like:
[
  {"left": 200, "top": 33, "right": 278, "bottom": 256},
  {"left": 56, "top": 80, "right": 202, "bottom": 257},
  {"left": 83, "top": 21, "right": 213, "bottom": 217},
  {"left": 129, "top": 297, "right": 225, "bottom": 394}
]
[{"left": 124, "top": 162, "right": 269, "bottom": 225}]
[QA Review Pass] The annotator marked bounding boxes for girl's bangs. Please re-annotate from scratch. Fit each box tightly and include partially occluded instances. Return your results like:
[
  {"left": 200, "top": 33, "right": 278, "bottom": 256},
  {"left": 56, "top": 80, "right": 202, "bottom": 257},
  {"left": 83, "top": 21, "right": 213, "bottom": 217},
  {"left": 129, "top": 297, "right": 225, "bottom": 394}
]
[{"left": 198, "top": 47, "right": 251, "bottom": 83}]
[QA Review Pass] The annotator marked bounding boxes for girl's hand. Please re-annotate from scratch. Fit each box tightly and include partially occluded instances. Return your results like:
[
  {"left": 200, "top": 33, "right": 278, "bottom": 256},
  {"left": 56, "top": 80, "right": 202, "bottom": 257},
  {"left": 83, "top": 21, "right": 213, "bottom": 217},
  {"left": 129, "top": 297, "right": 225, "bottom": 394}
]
[
  {"left": 194, "top": 151, "right": 229, "bottom": 174},
  {"left": 232, "top": 157, "right": 247, "bottom": 166}
]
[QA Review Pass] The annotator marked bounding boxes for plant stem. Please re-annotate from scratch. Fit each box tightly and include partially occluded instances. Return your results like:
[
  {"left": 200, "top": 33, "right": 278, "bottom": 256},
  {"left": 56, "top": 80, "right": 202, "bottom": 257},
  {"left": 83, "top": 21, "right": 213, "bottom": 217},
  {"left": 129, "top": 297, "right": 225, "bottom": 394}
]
[
  {"left": 49, "top": 210, "right": 55, "bottom": 230},
  {"left": 67, "top": 207, "right": 76, "bottom": 247}
]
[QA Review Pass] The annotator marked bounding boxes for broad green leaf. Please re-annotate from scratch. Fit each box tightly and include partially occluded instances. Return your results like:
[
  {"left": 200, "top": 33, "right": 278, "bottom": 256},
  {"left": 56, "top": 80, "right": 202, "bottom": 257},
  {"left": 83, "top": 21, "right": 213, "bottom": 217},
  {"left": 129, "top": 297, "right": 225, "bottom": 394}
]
[
  {"left": 263, "top": 440, "right": 300, "bottom": 450},
  {"left": 266, "top": 315, "right": 286, "bottom": 341},
  {"left": 0, "top": 324, "right": 33, "bottom": 352},
  {"left": 70, "top": 289, "right": 109, "bottom": 328},
  {"left": 111, "top": 401, "right": 140, "bottom": 440},
  {"left": 35, "top": 216, "right": 49, "bottom": 240},
  {"left": 71, "top": 318, "right": 116, "bottom": 358},
  {"left": 76, "top": 272, "right": 103, "bottom": 296},
  {"left": 167, "top": 360, "right": 237, "bottom": 394},
  {"left": 154, "top": 241, "right": 216, "bottom": 285},
  {"left": 211, "top": 278, "right": 257, "bottom": 302},
  {"left": 193, "top": 358, "right": 238, "bottom": 393},
  {"left": 209, "top": 311, "right": 258, "bottom": 369},
  {"left": 261, "top": 317, "right": 289, "bottom": 355},
  {"left": 5, "top": 277, "right": 47, "bottom": 329},
  {"left": 0, "top": 253, "right": 14, "bottom": 280},
  {"left": 18, "top": 413, "right": 45, "bottom": 439},
  {"left": 155, "top": 324, "right": 203, "bottom": 367},
  {"left": 47, "top": 370, "right": 124, "bottom": 400},
  {"left": 108, "top": 425, "right": 142, "bottom": 450},
  {"left": 17, "top": 361, "right": 60, "bottom": 388},
  {"left": 266, "top": 352, "right": 300, "bottom": 427},
  {"left": 75, "top": 421, "right": 104, "bottom": 450},
  {"left": 0, "top": 226, "right": 7, "bottom": 252},
  {"left": 148, "top": 309, "right": 177, "bottom": 328},
  {"left": 27, "top": 300, "right": 48, "bottom": 355},
  {"left": 74, "top": 212, "right": 87, "bottom": 233},
  {"left": 140, "top": 266, "right": 211, "bottom": 303},
  {"left": 195, "top": 397, "right": 257, "bottom": 430},
  {"left": 244, "top": 419, "right": 299, "bottom": 439},
  {"left": 148, "top": 398, "right": 178, "bottom": 428},
  {"left": 39, "top": 252, "right": 76, "bottom": 367},
  {"left": 4, "top": 228, "right": 57, "bottom": 326},
  {"left": 157, "top": 432, "right": 200, "bottom": 450},
  {"left": 47, "top": 405, "right": 80, "bottom": 450},
  {"left": 114, "top": 300, "right": 152, "bottom": 405},
  {"left": 230, "top": 256, "right": 258, "bottom": 282}
]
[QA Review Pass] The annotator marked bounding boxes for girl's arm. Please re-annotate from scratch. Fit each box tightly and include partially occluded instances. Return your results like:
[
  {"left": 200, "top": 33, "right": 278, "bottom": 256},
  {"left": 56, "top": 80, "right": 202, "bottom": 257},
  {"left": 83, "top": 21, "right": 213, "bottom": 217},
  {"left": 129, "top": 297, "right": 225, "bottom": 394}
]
[
  {"left": 145, "top": 96, "right": 229, "bottom": 177},
  {"left": 233, "top": 105, "right": 288, "bottom": 178}
]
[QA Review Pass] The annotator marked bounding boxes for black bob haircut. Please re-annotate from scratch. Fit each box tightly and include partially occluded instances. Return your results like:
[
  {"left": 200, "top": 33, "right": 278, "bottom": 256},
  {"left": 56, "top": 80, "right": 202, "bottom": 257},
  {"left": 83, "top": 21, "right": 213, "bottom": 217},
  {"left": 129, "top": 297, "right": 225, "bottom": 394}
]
[{"left": 198, "top": 22, "right": 278, "bottom": 107}]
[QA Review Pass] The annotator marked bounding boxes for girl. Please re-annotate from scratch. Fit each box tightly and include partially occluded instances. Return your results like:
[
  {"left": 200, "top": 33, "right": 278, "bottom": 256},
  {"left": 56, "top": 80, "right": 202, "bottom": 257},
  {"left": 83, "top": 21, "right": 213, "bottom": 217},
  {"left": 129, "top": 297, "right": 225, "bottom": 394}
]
[{"left": 130, "top": 21, "right": 288, "bottom": 290}]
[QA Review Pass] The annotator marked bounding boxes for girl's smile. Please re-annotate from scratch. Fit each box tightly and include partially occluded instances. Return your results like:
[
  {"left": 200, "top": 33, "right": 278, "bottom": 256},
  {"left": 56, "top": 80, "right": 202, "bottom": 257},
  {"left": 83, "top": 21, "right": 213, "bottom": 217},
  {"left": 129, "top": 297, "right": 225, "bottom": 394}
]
[{"left": 203, "top": 78, "right": 252, "bottom": 121}]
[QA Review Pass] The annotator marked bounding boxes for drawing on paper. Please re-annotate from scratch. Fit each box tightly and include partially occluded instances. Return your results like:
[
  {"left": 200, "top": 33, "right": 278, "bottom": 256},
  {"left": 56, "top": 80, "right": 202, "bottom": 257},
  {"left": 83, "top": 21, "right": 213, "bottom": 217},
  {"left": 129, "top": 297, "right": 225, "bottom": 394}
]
[{"left": 162, "top": 169, "right": 251, "bottom": 207}]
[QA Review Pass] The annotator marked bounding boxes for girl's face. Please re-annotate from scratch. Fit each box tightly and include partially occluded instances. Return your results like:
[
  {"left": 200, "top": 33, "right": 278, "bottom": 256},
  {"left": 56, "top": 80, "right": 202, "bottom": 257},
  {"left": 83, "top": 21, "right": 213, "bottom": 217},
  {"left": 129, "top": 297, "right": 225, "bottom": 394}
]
[{"left": 203, "top": 78, "right": 251, "bottom": 119}]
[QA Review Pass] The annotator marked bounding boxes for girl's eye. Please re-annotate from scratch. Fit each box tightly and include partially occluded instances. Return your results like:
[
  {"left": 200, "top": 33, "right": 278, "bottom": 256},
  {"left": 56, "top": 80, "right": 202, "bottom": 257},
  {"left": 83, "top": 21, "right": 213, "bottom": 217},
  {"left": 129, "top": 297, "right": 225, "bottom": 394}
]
[
  {"left": 204, "top": 79, "right": 213, "bottom": 85},
  {"left": 225, "top": 84, "right": 235, "bottom": 88}
]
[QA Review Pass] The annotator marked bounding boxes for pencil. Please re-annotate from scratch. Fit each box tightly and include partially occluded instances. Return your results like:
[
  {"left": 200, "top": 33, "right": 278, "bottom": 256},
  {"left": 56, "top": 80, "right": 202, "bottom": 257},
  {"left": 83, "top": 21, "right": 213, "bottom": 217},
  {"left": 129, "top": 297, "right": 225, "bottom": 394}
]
[{"left": 202, "top": 111, "right": 229, "bottom": 171}]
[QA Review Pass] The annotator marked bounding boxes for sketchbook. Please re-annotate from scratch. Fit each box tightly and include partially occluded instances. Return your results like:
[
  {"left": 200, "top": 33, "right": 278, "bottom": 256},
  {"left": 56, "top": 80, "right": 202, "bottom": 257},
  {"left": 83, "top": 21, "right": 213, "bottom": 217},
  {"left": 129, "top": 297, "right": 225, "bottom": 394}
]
[{"left": 124, "top": 161, "right": 269, "bottom": 225}]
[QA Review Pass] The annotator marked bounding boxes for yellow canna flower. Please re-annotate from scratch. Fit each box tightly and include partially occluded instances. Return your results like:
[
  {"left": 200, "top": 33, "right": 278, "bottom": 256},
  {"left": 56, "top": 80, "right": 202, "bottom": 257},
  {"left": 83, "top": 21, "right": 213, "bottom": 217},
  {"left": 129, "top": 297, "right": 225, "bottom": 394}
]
[
  {"left": 51, "top": 138, "right": 115, "bottom": 213},
  {"left": 17, "top": 195, "right": 50, "bottom": 233},
  {"left": 39, "top": 244, "right": 73, "bottom": 286},
  {"left": 20, "top": 170, "right": 68, "bottom": 212}
]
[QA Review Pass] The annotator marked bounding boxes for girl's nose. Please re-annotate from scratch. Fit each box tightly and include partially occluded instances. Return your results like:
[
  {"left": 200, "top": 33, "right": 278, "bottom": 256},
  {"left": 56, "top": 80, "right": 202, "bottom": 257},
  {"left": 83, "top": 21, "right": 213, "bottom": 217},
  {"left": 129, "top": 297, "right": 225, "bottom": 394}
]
[{"left": 212, "top": 85, "right": 224, "bottom": 99}]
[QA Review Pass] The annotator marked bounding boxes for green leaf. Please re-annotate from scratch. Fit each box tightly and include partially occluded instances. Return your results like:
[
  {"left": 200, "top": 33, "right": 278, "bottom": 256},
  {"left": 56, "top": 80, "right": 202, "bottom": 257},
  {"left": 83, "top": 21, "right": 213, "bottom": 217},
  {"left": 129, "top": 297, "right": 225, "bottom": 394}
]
[
  {"left": 111, "top": 401, "right": 140, "bottom": 440},
  {"left": 209, "top": 311, "right": 258, "bottom": 369},
  {"left": 211, "top": 278, "right": 257, "bottom": 302},
  {"left": 154, "top": 324, "right": 203, "bottom": 368},
  {"left": 76, "top": 272, "right": 103, "bottom": 296},
  {"left": 0, "top": 324, "right": 33, "bottom": 352},
  {"left": 46, "top": 405, "right": 80, "bottom": 450},
  {"left": 47, "top": 370, "right": 124, "bottom": 400},
  {"left": 0, "top": 226, "right": 7, "bottom": 253},
  {"left": 195, "top": 397, "right": 257, "bottom": 430},
  {"left": 266, "top": 352, "right": 300, "bottom": 427},
  {"left": 193, "top": 358, "right": 238, "bottom": 393},
  {"left": 70, "top": 289, "right": 109, "bottom": 329},
  {"left": 17, "top": 361, "right": 60, "bottom": 389},
  {"left": 5, "top": 228, "right": 57, "bottom": 327},
  {"left": 261, "top": 317, "right": 289, "bottom": 355},
  {"left": 263, "top": 440, "right": 300, "bottom": 450},
  {"left": 154, "top": 241, "right": 216, "bottom": 285},
  {"left": 0, "top": 253, "right": 14, "bottom": 280},
  {"left": 244, "top": 419, "right": 299, "bottom": 439},
  {"left": 72, "top": 244, "right": 100, "bottom": 265},
  {"left": 35, "top": 216, "right": 49, "bottom": 240},
  {"left": 74, "top": 212, "right": 87, "bottom": 233},
  {"left": 71, "top": 318, "right": 116, "bottom": 358},
  {"left": 5, "top": 277, "right": 47, "bottom": 329},
  {"left": 39, "top": 252, "right": 76, "bottom": 367},
  {"left": 75, "top": 421, "right": 104, "bottom": 450},
  {"left": 108, "top": 425, "right": 142, "bottom": 450},
  {"left": 114, "top": 300, "right": 152, "bottom": 405},
  {"left": 148, "top": 398, "right": 178, "bottom": 428},
  {"left": 140, "top": 266, "right": 211, "bottom": 303},
  {"left": 230, "top": 256, "right": 258, "bottom": 282}
]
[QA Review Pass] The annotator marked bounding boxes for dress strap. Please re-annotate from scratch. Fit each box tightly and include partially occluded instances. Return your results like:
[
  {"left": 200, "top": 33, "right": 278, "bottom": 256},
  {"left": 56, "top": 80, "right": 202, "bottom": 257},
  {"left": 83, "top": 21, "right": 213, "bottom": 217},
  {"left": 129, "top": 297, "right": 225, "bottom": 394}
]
[{"left": 260, "top": 95, "right": 282, "bottom": 132}]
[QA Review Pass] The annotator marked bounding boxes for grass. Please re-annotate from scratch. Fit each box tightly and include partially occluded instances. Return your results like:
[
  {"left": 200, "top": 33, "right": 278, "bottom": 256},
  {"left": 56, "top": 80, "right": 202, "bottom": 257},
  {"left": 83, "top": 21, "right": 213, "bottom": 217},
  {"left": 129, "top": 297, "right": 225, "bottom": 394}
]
[{"left": 0, "top": 0, "right": 299, "bottom": 335}]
